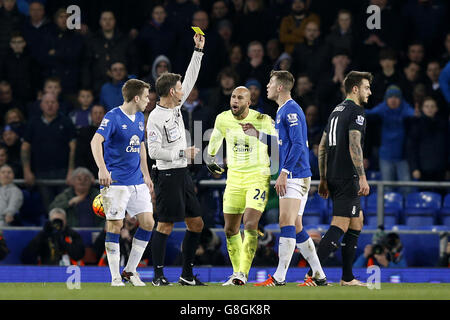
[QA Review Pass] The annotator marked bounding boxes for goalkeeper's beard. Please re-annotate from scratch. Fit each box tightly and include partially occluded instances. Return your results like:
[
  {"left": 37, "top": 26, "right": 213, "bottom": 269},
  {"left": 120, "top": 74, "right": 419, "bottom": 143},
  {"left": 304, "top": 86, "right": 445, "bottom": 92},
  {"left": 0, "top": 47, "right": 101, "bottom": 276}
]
[{"left": 231, "top": 105, "right": 246, "bottom": 118}]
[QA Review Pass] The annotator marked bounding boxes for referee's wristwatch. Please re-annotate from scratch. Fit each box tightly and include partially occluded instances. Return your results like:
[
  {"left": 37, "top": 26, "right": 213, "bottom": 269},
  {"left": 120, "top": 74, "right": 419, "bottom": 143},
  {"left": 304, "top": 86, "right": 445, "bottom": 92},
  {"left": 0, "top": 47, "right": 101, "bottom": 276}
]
[
  {"left": 194, "top": 47, "right": 203, "bottom": 53},
  {"left": 179, "top": 149, "right": 186, "bottom": 159}
]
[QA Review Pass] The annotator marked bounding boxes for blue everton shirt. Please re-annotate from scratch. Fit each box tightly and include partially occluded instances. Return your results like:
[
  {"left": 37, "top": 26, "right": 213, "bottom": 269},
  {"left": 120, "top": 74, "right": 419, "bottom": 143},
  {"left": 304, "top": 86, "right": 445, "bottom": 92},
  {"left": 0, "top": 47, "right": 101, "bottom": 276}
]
[
  {"left": 275, "top": 99, "right": 312, "bottom": 179},
  {"left": 96, "top": 107, "right": 145, "bottom": 186}
]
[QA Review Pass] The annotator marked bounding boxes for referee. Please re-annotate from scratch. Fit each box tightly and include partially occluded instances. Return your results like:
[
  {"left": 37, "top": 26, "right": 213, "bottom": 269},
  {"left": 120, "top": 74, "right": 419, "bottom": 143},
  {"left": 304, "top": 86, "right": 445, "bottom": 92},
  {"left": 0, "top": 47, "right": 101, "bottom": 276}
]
[
  {"left": 309, "top": 71, "right": 372, "bottom": 286},
  {"left": 146, "top": 33, "right": 205, "bottom": 286}
]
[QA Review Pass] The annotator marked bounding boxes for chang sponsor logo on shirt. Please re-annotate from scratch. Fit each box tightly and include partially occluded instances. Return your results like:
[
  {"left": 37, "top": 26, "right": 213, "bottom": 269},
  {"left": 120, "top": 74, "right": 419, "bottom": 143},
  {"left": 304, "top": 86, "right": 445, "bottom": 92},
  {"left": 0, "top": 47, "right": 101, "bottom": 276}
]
[
  {"left": 232, "top": 143, "right": 252, "bottom": 153},
  {"left": 126, "top": 135, "right": 140, "bottom": 153}
]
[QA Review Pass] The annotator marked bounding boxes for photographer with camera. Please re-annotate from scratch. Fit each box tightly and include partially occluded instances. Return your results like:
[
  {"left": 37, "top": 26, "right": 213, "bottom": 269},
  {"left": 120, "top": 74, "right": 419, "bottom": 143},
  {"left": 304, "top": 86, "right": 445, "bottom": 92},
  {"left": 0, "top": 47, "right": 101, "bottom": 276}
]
[
  {"left": 0, "top": 230, "right": 9, "bottom": 261},
  {"left": 21, "top": 208, "right": 85, "bottom": 265},
  {"left": 353, "top": 232, "right": 407, "bottom": 268}
]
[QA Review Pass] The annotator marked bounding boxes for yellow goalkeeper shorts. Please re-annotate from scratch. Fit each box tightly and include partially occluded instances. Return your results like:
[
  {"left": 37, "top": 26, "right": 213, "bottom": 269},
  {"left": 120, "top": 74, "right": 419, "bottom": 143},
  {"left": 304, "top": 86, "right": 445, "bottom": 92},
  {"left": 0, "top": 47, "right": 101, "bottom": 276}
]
[{"left": 223, "top": 171, "right": 270, "bottom": 214}]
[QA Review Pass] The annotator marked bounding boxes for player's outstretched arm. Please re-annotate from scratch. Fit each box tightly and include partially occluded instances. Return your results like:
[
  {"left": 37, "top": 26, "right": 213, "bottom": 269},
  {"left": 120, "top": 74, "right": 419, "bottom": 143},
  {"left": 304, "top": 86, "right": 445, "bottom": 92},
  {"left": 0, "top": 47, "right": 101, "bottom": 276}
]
[
  {"left": 318, "top": 131, "right": 328, "bottom": 199},
  {"left": 349, "top": 130, "right": 369, "bottom": 196}
]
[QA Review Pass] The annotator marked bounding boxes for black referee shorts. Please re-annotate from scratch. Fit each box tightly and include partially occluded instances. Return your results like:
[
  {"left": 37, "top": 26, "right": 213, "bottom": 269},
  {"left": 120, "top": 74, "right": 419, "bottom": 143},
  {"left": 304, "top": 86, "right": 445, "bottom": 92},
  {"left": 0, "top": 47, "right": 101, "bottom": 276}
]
[
  {"left": 327, "top": 177, "right": 361, "bottom": 218},
  {"left": 152, "top": 167, "right": 202, "bottom": 223}
]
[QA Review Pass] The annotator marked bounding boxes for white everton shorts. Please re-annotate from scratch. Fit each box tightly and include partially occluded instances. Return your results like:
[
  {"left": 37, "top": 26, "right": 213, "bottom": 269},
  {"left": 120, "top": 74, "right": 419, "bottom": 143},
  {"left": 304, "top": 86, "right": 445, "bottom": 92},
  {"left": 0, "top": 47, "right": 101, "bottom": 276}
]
[
  {"left": 279, "top": 177, "right": 311, "bottom": 216},
  {"left": 101, "top": 183, "right": 153, "bottom": 220}
]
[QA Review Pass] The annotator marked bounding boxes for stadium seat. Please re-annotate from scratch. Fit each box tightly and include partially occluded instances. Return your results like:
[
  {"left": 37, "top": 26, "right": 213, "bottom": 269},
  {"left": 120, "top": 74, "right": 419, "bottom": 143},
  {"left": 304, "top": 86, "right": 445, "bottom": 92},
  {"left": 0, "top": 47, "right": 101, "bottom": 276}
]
[
  {"left": 17, "top": 189, "right": 46, "bottom": 226},
  {"left": 365, "top": 192, "right": 402, "bottom": 227},
  {"left": 404, "top": 192, "right": 441, "bottom": 227},
  {"left": 304, "top": 193, "right": 326, "bottom": 225},
  {"left": 173, "top": 221, "right": 187, "bottom": 228},
  {"left": 264, "top": 223, "right": 280, "bottom": 231},
  {"left": 367, "top": 171, "right": 381, "bottom": 181},
  {"left": 439, "top": 194, "right": 450, "bottom": 227}
]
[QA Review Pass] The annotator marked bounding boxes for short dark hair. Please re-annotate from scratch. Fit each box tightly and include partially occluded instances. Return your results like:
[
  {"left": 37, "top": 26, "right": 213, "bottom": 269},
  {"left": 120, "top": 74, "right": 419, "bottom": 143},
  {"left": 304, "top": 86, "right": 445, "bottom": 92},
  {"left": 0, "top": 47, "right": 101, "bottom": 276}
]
[
  {"left": 343, "top": 71, "right": 373, "bottom": 94},
  {"left": 122, "top": 79, "right": 150, "bottom": 102},
  {"left": 379, "top": 48, "right": 397, "bottom": 61},
  {"left": 270, "top": 70, "right": 295, "bottom": 91},
  {"left": 155, "top": 73, "right": 182, "bottom": 97},
  {"left": 44, "top": 76, "right": 61, "bottom": 86},
  {"left": 217, "top": 66, "right": 239, "bottom": 84},
  {"left": 10, "top": 31, "right": 24, "bottom": 41}
]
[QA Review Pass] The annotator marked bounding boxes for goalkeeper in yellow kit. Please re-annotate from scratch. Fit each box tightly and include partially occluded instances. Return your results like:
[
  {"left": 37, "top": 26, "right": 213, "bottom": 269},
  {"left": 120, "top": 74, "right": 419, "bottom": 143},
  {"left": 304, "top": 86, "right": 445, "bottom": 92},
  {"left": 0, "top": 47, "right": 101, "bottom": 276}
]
[{"left": 206, "top": 86, "right": 277, "bottom": 285}]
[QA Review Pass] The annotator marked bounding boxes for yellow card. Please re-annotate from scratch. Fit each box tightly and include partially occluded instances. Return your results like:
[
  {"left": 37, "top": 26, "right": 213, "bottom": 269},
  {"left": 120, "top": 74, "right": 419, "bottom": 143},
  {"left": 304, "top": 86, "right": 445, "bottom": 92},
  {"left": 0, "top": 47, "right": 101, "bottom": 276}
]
[{"left": 191, "top": 26, "right": 205, "bottom": 35}]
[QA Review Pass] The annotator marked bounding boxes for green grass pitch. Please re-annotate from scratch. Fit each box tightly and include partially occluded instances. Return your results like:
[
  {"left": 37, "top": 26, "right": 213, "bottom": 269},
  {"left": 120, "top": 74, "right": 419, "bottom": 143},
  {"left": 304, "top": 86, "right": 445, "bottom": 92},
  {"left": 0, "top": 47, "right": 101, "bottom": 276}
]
[{"left": 0, "top": 283, "right": 449, "bottom": 300}]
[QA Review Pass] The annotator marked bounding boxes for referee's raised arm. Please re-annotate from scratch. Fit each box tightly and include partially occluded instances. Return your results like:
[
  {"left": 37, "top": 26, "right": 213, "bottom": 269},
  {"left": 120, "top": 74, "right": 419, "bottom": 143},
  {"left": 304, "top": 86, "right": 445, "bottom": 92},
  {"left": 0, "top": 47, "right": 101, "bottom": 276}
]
[{"left": 180, "top": 34, "right": 205, "bottom": 106}]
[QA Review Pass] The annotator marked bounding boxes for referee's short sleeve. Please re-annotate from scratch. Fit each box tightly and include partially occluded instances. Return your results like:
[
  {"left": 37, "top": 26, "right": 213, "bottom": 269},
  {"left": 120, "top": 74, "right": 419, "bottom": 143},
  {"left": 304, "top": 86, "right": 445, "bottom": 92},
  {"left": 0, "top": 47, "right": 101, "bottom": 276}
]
[{"left": 348, "top": 108, "right": 366, "bottom": 133}]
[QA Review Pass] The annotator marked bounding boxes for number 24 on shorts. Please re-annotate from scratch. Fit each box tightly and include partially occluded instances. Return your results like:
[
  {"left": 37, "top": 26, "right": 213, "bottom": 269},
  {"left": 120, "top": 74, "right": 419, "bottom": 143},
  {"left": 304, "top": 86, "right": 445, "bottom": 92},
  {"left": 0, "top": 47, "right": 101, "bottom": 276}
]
[{"left": 253, "top": 189, "right": 266, "bottom": 201}]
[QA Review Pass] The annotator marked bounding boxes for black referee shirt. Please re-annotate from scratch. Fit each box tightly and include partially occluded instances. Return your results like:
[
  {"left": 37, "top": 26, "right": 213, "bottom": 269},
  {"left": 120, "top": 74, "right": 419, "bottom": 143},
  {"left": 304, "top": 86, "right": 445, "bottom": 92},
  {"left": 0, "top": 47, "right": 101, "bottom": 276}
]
[{"left": 324, "top": 99, "right": 366, "bottom": 180}]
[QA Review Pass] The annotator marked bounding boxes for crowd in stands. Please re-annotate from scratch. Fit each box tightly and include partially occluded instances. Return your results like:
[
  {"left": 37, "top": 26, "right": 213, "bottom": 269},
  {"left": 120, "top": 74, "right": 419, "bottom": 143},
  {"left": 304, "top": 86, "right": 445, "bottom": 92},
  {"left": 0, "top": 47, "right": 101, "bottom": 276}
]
[{"left": 0, "top": 0, "right": 449, "bottom": 231}]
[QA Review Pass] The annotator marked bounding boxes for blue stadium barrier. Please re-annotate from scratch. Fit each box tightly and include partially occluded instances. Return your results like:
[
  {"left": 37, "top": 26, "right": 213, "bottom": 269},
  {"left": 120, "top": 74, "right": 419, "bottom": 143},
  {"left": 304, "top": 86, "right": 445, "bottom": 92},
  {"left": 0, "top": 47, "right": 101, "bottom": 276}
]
[
  {"left": 0, "top": 266, "right": 448, "bottom": 283},
  {"left": 1, "top": 225, "right": 446, "bottom": 267}
]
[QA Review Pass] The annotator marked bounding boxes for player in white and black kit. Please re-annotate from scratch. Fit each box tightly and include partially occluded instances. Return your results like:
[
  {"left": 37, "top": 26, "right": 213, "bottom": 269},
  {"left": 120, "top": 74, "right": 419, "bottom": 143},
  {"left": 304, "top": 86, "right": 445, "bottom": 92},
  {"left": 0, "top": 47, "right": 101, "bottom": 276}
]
[
  {"left": 146, "top": 33, "right": 205, "bottom": 286},
  {"left": 307, "top": 71, "right": 372, "bottom": 286}
]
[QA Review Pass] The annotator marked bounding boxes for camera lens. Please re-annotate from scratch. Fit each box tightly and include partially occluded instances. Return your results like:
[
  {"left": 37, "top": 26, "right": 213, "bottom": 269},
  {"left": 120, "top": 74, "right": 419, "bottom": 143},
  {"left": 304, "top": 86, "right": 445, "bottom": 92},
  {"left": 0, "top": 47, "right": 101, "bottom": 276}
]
[{"left": 52, "top": 218, "right": 63, "bottom": 231}]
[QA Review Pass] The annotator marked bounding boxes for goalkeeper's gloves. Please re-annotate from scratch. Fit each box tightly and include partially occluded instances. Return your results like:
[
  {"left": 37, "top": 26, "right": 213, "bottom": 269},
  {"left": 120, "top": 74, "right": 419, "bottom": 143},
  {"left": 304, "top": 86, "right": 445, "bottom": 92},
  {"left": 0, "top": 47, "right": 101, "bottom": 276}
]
[{"left": 206, "top": 154, "right": 224, "bottom": 175}]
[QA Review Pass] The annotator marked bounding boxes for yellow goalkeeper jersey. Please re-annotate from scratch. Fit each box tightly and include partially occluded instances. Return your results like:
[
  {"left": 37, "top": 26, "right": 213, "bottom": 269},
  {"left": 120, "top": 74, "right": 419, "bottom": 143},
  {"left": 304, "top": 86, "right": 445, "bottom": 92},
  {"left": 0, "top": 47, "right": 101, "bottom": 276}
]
[{"left": 207, "top": 109, "right": 277, "bottom": 176}]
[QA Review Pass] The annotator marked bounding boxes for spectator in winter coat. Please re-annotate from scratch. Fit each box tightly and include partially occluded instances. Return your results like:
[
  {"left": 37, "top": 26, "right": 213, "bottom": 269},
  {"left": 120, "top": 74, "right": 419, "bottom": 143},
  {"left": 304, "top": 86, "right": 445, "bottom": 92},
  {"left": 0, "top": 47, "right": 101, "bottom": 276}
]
[
  {"left": 366, "top": 85, "right": 415, "bottom": 192},
  {"left": 408, "top": 97, "right": 448, "bottom": 183},
  {"left": 99, "top": 62, "right": 129, "bottom": 111},
  {"left": 278, "top": 0, "right": 320, "bottom": 54},
  {"left": 438, "top": 60, "right": 450, "bottom": 104},
  {"left": 0, "top": 0, "right": 24, "bottom": 60},
  {"left": 39, "top": 8, "right": 84, "bottom": 95},
  {"left": 82, "top": 10, "right": 139, "bottom": 95},
  {"left": 49, "top": 167, "right": 102, "bottom": 228},
  {"left": 138, "top": 5, "right": 176, "bottom": 72},
  {"left": 0, "top": 164, "right": 23, "bottom": 226},
  {"left": 0, "top": 32, "right": 39, "bottom": 104}
]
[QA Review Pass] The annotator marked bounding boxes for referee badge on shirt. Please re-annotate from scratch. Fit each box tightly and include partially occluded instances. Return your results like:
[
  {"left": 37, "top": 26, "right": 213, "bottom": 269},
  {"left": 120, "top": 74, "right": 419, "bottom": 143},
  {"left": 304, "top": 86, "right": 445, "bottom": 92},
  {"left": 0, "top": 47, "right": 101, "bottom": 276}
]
[
  {"left": 164, "top": 123, "right": 181, "bottom": 143},
  {"left": 356, "top": 115, "right": 365, "bottom": 125},
  {"left": 148, "top": 130, "right": 158, "bottom": 142}
]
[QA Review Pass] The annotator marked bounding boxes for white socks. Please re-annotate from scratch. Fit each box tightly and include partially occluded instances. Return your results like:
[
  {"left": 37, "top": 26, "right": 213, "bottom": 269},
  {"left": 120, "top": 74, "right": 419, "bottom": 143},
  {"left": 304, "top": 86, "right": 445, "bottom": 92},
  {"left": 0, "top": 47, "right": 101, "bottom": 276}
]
[
  {"left": 124, "top": 238, "right": 148, "bottom": 273},
  {"left": 105, "top": 241, "right": 121, "bottom": 279},
  {"left": 273, "top": 237, "right": 296, "bottom": 282},
  {"left": 297, "top": 237, "right": 326, "bottom": 279}
]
